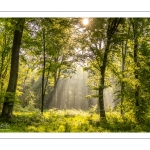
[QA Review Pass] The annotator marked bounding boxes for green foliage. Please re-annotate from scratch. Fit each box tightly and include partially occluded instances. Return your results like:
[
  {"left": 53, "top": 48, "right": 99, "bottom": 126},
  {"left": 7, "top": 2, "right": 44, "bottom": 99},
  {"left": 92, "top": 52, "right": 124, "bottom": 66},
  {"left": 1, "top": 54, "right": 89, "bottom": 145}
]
[
  {"left": 13, "top": 103, "right": 40, "bottom": 113},
  {"left": 0, "top": 18, "right": 150, "bottom": 125},
  {"left": 5, "top": 92, "right": 16, "bottom": 102},
  {"left": 88, "top": 105, "right": 99, "bottom": 114},
  {"left": 0, "top": 109, "right": 150, "bottom": 132}
]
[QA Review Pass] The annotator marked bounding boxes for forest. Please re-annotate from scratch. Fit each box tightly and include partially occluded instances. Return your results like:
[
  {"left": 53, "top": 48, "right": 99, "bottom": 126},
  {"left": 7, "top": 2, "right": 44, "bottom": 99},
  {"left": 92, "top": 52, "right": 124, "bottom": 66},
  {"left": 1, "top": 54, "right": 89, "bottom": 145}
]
[{"left": 0, "top": 18, "right": 150, "bottom": 132}]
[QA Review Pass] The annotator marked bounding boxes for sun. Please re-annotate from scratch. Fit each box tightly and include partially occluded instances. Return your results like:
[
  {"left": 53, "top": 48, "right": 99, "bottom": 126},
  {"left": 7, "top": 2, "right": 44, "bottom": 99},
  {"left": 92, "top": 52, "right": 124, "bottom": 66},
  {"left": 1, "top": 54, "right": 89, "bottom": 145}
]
[{"left": 82, "top": 18, "right": 89, "bottom": 26}]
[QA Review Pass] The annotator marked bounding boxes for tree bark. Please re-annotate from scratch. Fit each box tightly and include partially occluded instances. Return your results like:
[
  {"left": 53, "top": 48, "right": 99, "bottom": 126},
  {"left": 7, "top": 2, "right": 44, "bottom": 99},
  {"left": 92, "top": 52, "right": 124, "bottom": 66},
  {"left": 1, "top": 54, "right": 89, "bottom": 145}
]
[{"left": 1, "top": 18, "right": 25, "bottom": 121}]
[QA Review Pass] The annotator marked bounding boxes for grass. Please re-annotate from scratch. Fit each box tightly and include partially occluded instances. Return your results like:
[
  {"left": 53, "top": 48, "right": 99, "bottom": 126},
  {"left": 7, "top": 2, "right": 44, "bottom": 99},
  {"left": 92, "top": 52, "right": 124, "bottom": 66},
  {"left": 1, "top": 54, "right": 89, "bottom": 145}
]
[{"left": 0, "top": 109, "right": 150, "bottom": 132}]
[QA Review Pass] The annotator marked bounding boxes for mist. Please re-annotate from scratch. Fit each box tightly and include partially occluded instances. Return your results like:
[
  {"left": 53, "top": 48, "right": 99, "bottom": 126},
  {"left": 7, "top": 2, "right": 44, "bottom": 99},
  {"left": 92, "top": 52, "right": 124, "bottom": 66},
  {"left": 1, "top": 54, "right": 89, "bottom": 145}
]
[{"left": 45, "top": 66, "right": 115, "bottom": 111}]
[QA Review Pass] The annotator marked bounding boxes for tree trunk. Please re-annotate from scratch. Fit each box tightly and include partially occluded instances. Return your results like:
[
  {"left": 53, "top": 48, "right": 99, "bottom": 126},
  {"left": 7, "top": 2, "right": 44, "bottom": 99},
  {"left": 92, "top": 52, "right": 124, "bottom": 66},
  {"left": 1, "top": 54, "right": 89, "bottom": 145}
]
[
  {"left": 53, "top": 78, "right": 57, "bottom": 108},
  {"left": 41, "top": 28, "right": 46, "bottom": 114},
  {"left": 134, "top": 38, "right": 139, "bottom": 107},
  {"left": 1, "top": 18, "right": 25, "bottom": 121},
  {"left": 98, "top": 18, "right": 122, "bottom": 120},
  {"left": 121, "top": 44, "right": 125, "bottom": 115},
  {"left": 133, "top": 30, "right": 140, "bottom": 122},
  {"left": 66, "top": 84, "right": 70, "bottom": 109},
  {"left": 131, "top": 19, "right": 140, "bottom": 121},
  {"left": 121, "top": 38, "right": 128, "bottom": 115},
  {"left": 99, "top": 44, "right": 109, "bottom": 119}
]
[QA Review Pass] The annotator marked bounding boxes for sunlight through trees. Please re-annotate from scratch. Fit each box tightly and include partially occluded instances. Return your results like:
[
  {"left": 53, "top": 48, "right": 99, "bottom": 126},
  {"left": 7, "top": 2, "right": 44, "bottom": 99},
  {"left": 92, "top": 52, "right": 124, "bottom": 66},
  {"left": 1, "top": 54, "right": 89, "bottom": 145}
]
[{"left": 0, "top": 18, "right": 150, "bottom": 130}]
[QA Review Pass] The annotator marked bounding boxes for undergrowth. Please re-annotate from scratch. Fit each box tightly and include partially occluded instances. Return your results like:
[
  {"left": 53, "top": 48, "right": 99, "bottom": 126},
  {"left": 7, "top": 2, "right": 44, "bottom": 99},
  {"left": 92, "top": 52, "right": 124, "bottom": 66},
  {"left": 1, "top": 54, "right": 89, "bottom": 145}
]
[{"left": 0, "top": 108, "right": 150, "bottom": 132}]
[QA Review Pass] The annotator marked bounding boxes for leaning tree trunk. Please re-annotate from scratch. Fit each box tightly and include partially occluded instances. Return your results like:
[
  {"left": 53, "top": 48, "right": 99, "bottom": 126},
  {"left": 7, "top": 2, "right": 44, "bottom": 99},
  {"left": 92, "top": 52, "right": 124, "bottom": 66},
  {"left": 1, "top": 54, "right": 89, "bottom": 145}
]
[{"left": 1, "top": 18, "right": 25, "bottom": 121}]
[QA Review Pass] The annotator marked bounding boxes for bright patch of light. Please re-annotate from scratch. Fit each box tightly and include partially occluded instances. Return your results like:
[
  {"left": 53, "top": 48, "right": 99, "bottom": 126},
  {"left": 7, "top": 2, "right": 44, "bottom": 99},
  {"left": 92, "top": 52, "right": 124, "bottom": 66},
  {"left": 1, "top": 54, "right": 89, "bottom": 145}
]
[{"left": 83, "top": 18, "right": 89, "bottom": 26}]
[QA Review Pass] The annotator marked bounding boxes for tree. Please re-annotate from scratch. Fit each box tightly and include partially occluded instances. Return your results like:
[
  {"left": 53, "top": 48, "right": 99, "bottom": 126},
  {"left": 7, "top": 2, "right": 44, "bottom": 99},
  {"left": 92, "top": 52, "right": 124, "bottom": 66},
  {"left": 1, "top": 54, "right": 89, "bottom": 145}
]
[
  {"left": 98, "top": 18, "right": 122, "bottom": 119},
  {"left": 41, "top": 27, "right": 46, "bottom": 114},
  {"left": 1, "top": 18, "right": 25, "bottom": 121},
  {"left": 78, "top": 18, "right": 122, "bottom": 119},
  {"left": 130, "top": 18, "right": 150, "bottom": 122},
  {"left": 106, "top": 18, "right": 150, "bottom": 121},
  {"left": 19, "top": 18, "right": 75, "bottom": 110}
]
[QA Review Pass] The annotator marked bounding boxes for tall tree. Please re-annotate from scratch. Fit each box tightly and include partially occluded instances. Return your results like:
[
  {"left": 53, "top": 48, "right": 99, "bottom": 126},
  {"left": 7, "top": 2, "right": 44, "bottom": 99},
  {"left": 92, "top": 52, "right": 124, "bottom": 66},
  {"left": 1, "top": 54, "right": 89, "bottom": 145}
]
[
  {"left": 1, "top": 18, "right": 25, "bottom": 121},
  {"left": 131, "top": 18, "right": 139, "bottom": 111},
  {"left": 120, "top": 22, "right": 130, "bottom": 115},
  {"left": 99, "top": 18, "right": 122, "bottom": 119},
  {"left": 41, "top": 27, "right": 46, "bottom": 114},
  {"left": 79, "top": 18, "right": 122, "bottom": 119},
  {"left": 129, "top": 18, "right": 150, "bottom": 122}
]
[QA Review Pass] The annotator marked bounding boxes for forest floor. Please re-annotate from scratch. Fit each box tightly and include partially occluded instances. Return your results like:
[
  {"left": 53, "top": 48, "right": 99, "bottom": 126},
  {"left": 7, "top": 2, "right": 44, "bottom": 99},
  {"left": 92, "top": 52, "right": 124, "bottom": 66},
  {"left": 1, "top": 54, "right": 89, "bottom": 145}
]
[{"left": 0, "top": 109, "right": 150, "bottom": 132}]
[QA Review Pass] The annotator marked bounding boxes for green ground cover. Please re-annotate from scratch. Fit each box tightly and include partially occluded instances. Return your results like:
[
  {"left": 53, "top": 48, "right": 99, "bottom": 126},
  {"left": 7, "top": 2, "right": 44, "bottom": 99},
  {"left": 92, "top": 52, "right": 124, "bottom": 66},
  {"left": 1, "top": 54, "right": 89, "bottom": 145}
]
[{"left": 0, "top": 109, "right": 150, "bottom": 132}]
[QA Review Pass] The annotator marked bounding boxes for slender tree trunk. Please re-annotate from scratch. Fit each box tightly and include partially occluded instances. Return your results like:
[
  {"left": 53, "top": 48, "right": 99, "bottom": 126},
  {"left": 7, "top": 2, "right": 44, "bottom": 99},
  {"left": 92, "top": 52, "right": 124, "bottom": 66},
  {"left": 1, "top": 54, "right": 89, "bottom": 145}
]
[
  {"left": 55, "top": 86, "right": 58, "bottom": 108},
  {"left": 133, "top": 33, "right": 140, "bottom": 122},
  {"left": 134, "top": 38, "right": 139, "bottom": 107},
  {"left": 121, "top": 39, "right": 127, "bottom": 115},
  {"left": 121, "top": 44, "right": 124, "bottom": 115},
  {"left": 53, "top": 76, "right": 57, "bottom": 108},
  {"left": 131, "top": 19, "right": 140, "bottom": 121},
  {"left": 73, "top": 89, "right": 76, "bottom": 109},
  {"left": 41, "top": 28, "right": 46, "bottom": 114},
  {"left": 1, "top": 18, "right": 25, "bottom": 121},
  {"left": 57, "top": 81, "right": 63, "bottom": 109},
  {"left": 67, "top": 84, "right": 70, "bottom": 109},
  {"left": 62, "top": 84, "right": 65, "bottom": 109},
  {"left": 87, "top": 87, "right": 92, "bottom": 108}
]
